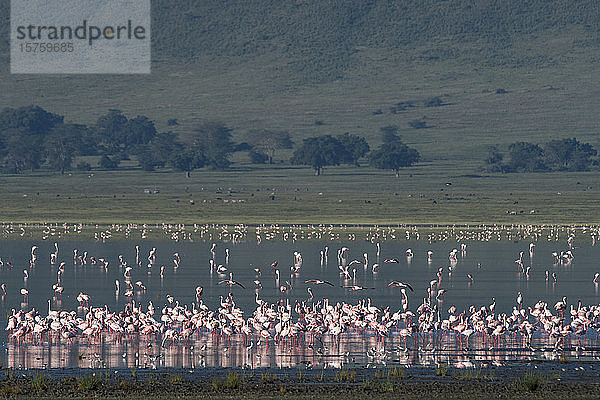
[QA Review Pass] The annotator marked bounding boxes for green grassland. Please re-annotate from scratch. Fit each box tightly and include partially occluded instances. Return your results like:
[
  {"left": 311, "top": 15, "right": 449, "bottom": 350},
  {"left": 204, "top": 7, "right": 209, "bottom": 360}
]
[
  {"left": 0, "top": 164, "right": 598, "bottom": 225},
  {"left": 0, "top": 1, "right": 599, "bottom": 225}
]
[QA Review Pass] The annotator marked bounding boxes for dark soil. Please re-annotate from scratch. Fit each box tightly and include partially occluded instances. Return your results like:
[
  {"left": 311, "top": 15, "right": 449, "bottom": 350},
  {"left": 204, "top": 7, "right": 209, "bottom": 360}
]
[{"left": 0, "top": 368, "right": 599, "bottom": 399}]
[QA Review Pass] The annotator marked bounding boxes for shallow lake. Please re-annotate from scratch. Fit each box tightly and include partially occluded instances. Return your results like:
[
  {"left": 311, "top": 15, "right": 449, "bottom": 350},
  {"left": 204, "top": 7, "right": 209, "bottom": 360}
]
[{"left": 1, "top": 238, "right": 599, "bottom": 370}]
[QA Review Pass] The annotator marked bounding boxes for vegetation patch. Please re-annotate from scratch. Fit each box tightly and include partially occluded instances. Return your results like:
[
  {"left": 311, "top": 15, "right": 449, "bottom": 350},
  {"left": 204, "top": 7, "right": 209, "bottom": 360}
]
[
  {"left": 517, "top": 371, "right": 545, "bottom": 392},
  {"left": 335, "top": 368, "right": 356, "bottom": 383},
  {"left": 76, "top": 374, "right": 103, "bottom": 391},
  {"left": 30, "top": 374, "right": 50, "bottom": 394}
]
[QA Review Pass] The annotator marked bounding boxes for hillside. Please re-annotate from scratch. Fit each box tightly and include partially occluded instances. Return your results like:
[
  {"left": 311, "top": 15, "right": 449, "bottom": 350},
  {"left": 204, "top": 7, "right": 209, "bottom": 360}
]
[{"left": 1, "top": 0, "right": 599, "bottom": 170}]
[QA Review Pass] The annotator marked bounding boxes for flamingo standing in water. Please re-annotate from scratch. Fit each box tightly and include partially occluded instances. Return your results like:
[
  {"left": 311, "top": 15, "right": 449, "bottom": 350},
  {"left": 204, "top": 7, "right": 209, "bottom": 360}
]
[{"left": 52, "top": 284, "right": 63, "bottom": 298}]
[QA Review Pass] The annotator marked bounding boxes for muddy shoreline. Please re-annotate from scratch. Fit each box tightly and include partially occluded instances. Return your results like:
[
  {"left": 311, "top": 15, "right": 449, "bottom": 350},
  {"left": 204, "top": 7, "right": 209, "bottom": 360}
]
[{"left": 0, "top": 365, "right": 598, "bottom": 399}]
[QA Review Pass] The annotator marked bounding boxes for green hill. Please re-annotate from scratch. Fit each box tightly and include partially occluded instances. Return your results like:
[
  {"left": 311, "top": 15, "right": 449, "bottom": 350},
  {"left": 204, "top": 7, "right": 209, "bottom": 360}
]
[{"left": 1, "top": 0, "right": 599, "bottom": 169}]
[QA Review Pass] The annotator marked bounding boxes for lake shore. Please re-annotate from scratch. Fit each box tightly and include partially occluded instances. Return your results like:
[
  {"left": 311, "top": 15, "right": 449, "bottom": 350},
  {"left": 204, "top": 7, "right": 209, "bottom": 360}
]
[{"left": 2, "top": 368, "right": 599, "bottom": 399}]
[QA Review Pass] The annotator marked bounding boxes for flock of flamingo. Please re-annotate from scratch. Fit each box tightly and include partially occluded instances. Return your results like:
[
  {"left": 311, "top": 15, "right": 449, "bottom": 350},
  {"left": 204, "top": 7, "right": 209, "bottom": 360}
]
[{"left": 3, "top": 235, "right": 600, "bottom": 369}]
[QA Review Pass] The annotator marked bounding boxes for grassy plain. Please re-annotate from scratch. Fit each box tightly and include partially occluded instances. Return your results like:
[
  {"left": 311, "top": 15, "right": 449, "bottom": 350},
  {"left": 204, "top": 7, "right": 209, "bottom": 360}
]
[
  {"left": 1, "top": 13, "right": 599, "bottom": 226},
  {"left": 0, "top": 164, "right": 598, "bottom": 225}
]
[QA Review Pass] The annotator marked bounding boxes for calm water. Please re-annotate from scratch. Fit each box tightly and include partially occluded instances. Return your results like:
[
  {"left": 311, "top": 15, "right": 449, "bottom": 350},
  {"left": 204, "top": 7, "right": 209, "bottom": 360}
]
[{"left": 1, "top": 239, "right": 599, "bottom": 369}]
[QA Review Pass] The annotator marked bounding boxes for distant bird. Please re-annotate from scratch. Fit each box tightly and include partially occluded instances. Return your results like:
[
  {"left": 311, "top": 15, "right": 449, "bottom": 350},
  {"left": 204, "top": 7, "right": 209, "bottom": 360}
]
[
  {"left": 342, "top": 285, "right": 372, "bottom": 291},
  {"left": 218, "top": 272, "right": 245, "bottom": 289},
  {"left": 304, "top": 279, "right": 334, "bottom": 286},
  {"left": 77, "top": 292, "right": 90, "bottom": 306},
  {"left": 217, "top": 265, "right": 228, "bottom": 274},
  {"left": 52, "top": 284, "right": 64, "bottom": 298},
  {"left": 384, "top": 258, "right": 400, "bottom": 263},
  {"left": 388, "top": 281, "right": 414, "bottom": 291}
]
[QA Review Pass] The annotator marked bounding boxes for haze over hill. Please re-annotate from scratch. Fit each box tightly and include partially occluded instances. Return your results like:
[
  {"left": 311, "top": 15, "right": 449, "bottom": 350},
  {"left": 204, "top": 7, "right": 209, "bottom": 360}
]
[{"left": 1, "top": 0, "right": 599, "bottom": 169}]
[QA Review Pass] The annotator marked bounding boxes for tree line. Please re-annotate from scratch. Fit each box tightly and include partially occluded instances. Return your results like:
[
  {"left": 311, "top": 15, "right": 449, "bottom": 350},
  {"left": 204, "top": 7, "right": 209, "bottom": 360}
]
[
  {"left": 0, "top": 106, "right": 421, "bottom": 177},
  {"left": 3, "top": 106, "right": 597, "bottom": 178},
  {"left": 484, "top": 139, "right": 598, "bottom": 173}
]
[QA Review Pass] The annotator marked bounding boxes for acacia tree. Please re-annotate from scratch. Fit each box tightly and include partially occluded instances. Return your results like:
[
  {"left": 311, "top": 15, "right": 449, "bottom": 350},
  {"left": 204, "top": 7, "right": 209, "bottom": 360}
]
[
  {"left": 45, "top": 123, "right": 85, "bottom": 174},
  {"left": 136, "top": 132, "right": 181, "bottom": 171},
  {"left": 95, "top": 110, "right": 157, "bottom": 159},
  {"left": 291, "top": 135, "right": 347, "bottom": 175},
  {"left": 369, "top": 140, "right": 420, "bottom": 177},
  {"left": 1, "top": 131, "right": 44, "bottom": 173},
  {"left": 0, "top": 105, "right": 63, "bottom": 135},
  {"left": 170, "top": 147, "right": 206, "bottom": 177},
  {"left": 0, "top": 106, "right": 63, "bottom": 173},
  {"left": 336, "top": 132, "right": 370, "bottom": 166},
  {"left": 543, "top": 138, "right": 597, "bottom": 171},
  {"left": 95, "top": 109, "right": 128, "bottom": 155},
  {"left": 246, "top": 129, "right": 293, "bottom": 164},
  {"left": 192, "top": 123, "right": 235, "bottom": 170},
  {"left": 483, "top": 145, "right": 504, "bottom": 172},
  {"left": 505, "top": 142, "right": 545, "bottom": 172}
]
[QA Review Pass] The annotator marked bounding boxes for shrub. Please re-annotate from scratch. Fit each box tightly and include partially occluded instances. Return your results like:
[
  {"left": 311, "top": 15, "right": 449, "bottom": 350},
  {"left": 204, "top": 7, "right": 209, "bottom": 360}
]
[
  {"left": 168, "top": 374, "right": 182, "bottom": 385},
  {"left": 335, "top": 368, "right": 356, "bottom": 383},
  {"left": 388, "top": 366, "right": 405, "bottom": 379},
  {"left": 77, "top": 374, "right": 103, "bottom": 391},
  {"left": 261, "top": 371, "right": 276, "bottom": 384},
  {"left": 0, "top": 385, "right": 23, "bottom": 395},
  {"left": 31, "top": 373, "right": 50, "bottom": 393},
  {"left": 374, "top": 369, "right": 386, "bottom": 379},
  {"left": 211, "top": 378, "right": 222, "bottom": 390},
  {"left": 361, "top": 377, "right": 373, "bottom": 389},
  {"left": 519, "top": 371, "right": 545, "bottom": 392},
  {"left": 225, "top": 371, "right": 241, "bottom": 389}
]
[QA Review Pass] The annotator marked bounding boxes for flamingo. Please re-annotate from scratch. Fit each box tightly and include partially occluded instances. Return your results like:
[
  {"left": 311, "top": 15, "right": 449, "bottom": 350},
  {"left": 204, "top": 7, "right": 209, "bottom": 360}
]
[
  {"left": 218, "top": 272, "right": 245, "bottom": 289},
  {"left": 388, "top": 281, "right": 414, "bottom": 291},
  {"left": 20, "top": 288, "right": 28, "bottom": 302},
  {"left": 304, "top": 279, "right": 334, "bottom": 286},
  {"left": 52, "top": 284, "right": 64, "bottom": 298}
]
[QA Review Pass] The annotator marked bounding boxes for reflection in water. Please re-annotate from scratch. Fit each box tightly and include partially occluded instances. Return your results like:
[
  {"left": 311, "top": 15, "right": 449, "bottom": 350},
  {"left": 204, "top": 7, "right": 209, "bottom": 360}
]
[
  {"left": 7, "top": 331, "right": 600, "bottom": 370},
  {"left": 2, "top": 238, "right": 600, "bottom": 371}
]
